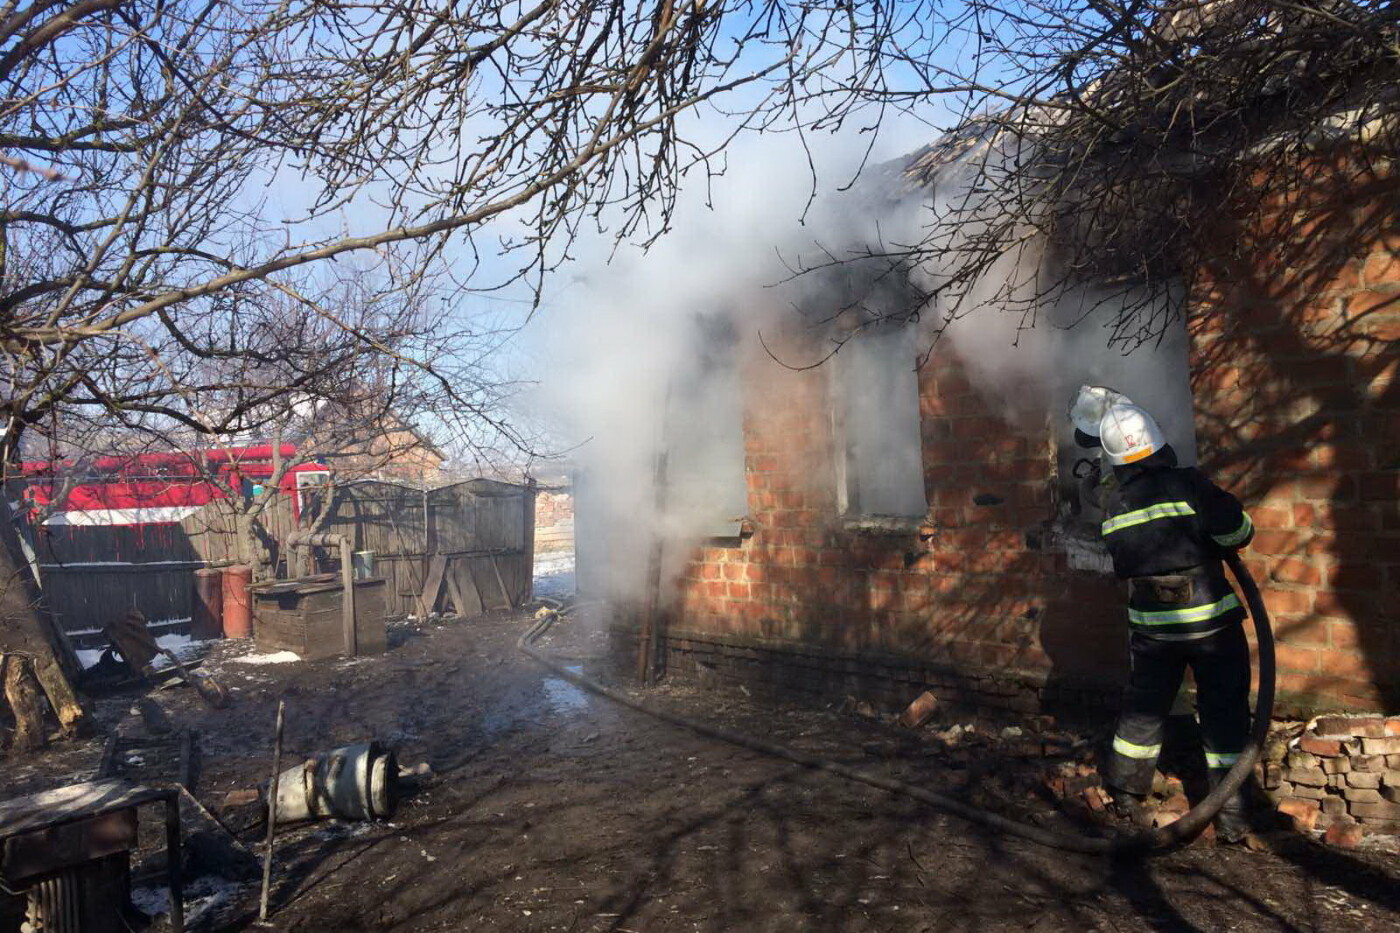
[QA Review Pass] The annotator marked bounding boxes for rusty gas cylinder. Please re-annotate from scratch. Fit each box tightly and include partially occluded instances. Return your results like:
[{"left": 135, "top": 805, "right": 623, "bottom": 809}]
[{"left": 222, "top": 565, "right": 253, "bottom": 638}]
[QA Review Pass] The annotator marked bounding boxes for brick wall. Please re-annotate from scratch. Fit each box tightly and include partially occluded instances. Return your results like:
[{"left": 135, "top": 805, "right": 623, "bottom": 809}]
[
  {"left": 628, "top": 157, "right": 1398, "bottom": 719},
  {"left": 649, "top": 325, "right": 1128, "bottom": 717},
  {"left": 535, "top": 489, "right": 575, "bottom": 554},
  {"left": 1266, "top": 716, "right": 1400, "bottom": 835},
  {"left": 1190, "top": 156, "right": 1399, "bottom": 712}
]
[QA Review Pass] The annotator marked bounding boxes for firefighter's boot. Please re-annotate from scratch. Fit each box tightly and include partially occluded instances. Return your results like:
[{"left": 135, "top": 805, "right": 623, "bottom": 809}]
[
  {"left": 1209, "top": 772, "right": 1251, "bottom": 844},
  {"left": 1107, "top": 790, "right": 1154, "bottom": 830}
]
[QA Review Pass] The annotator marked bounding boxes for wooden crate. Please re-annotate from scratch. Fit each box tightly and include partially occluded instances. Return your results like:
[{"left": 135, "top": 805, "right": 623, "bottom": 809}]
[{"left": 251, "top": 575, "right": 387, "bottom": 661}]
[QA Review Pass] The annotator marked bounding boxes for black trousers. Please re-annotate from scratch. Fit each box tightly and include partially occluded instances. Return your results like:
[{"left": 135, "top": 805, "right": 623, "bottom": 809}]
[{"left": 1105, "top": 624, "right": 1251, "bottom": 796}]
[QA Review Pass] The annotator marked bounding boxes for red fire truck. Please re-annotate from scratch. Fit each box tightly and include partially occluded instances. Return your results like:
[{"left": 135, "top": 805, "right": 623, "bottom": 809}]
[{"left": 15, "top": 444, "right": 330, "bottom": 527}]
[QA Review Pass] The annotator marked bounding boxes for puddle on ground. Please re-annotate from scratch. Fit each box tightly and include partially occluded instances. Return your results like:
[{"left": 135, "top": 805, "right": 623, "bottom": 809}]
[{"left": 542, "top": 666, "right": 589, "bottom": 713}]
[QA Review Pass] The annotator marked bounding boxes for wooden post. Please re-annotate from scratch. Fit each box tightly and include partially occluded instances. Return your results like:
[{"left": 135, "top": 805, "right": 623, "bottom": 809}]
[
  {"left": 259, "top": 700, "right": 286, "bottom": 923},
  {"left": 165, "top": 792, "right": 185, "bottom": 933},
  {"left": 522, "top": 478, "right": 537, "bottom": 606},
  {"left": 340, "top": 538, "right": 357, "bottom": 657},
  {"left": 2, "top": 653, "right": 47, "bottom": 752},
  {"left": 636, "top": 453, "right": 668, "bottom": 685}
]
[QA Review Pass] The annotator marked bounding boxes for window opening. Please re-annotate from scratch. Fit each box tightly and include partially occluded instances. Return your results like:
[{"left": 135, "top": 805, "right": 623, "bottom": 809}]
[
  {"left": 834, "top": 321, "right": 928, "bottom": 520},
  {"left": 663, "top": 314, "right": 748, "bottom": 540}
]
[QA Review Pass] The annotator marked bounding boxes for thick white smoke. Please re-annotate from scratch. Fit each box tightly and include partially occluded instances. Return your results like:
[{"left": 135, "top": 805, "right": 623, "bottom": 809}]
[
  {"left": 528, "top": 134, "right": 892, "bottom": 598},
  {"left": 906, "top": 136, "right": 1198, "bottom": 460},
  {"left": 527, "top": 127, "right": 1198, "bottom": 603}
]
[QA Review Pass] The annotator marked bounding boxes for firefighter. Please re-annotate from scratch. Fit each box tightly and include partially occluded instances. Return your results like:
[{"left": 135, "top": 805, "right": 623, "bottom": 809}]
[{"left": 1093, "top": 402, "right": 1256, "bottom": 842}]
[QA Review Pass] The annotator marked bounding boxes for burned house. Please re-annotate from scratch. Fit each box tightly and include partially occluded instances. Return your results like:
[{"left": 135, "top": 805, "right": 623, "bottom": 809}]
[{"left": 580, "top": 72, "right": 1399, "bottom": 721}]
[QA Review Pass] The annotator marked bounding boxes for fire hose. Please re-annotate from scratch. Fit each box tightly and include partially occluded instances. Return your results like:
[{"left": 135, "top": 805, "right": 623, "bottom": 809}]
[{"left": 519, "top": 553, "right": 1274, "bottom": 856}]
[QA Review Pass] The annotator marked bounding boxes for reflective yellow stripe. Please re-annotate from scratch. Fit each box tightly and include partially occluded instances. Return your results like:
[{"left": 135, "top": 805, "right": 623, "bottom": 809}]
[
  {"left": 1205, "top": 751, "right": 1242, "bottom": 768},
  {"left": 1128, "top": 593, "right": 1242, "bottom": 626},
  {"left": 1113, "top": 735, "right": 1162, "bottom": 760},
  {"left": 1101, "top": 501, "right": 1196, "bottom": 536},
  {"left": 1212, "top": 514, "right": 1254, "bottom": 547}
]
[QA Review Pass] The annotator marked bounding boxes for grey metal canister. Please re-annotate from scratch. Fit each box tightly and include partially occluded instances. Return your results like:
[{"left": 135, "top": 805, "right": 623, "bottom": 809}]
[{"left": 269, "top": 742, "right": 398, "bottom": 822}]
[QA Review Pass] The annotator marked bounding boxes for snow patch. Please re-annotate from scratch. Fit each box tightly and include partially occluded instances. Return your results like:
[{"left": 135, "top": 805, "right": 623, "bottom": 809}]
[
  {"left": 131, "top": 877, "right": 246, "bottom": 927},
  {"left": 75, "top": 632, "right": 209, "bottom": 670},
  {"left": 229, "top": 650, "right": 302, "bottom": 665},
  {"left": 533, "top": 551, "right": 576, "bottom": 601}
]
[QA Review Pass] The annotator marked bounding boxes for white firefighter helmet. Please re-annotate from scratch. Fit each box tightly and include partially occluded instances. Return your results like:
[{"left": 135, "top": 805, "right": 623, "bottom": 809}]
[
  {"left": 1099, "top": 403, "right": 1167, "bottom": 466},
  {"left": 1068, "top": 385, "right": 1132, "bottom": 436}
]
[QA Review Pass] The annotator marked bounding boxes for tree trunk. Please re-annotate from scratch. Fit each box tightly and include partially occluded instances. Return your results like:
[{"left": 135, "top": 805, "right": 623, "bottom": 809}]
[
  {"left": 235, "top": 513, "right": 264, "bottom": 581},
  {"left": 0, "top": 513, "right": 89, "bottom": 735},
  {"left": 2, "top": 653, "right": 48, "bottom": 752}
]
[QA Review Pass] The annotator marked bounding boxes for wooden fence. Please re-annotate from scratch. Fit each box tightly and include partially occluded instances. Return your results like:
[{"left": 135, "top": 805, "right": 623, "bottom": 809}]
[
  {"left": 309, "top": 479, "right": 536, "bottom": 618},
  {"left": 14, "top": 479, "right": 535, "bottom": 642}
]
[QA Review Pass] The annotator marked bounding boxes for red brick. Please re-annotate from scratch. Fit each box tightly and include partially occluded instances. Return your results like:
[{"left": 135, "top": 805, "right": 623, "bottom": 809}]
[
  {"left": 897, "top": 690, "right": 940, "bottom": 729},
  {"left": 1364, "top": 249, "right": 1400, "bottom": 286},
  {"left": 1312, "top": 588, "right": 1357, "bottom": 619},
  {"left": 1251, "top": 506, "right": 1293, "bottom": 529},
  {"left": 726, "top": 582, "right": 750, "bottom": 600},
  {"left": 1348, "top": 289, "right": 1400, "bottom": 316},
  {"left": 1297, "top": 735, "right": 1345, "bottom": 757},
  {"left": 983, "top": 530, "right": 1021, "bottom": 552},
  {"left": 1358, "top": 313, "right": 1400, "bottom": 342},
  {"left": 1351, "top": 801, "right": 1400, "bottom": 821},
  {"left": 1292, "top": 502, "right": 1318, "bottom": 527},
  {"left": 1252, "top": 531, "right": 1303, "bottom": 555},
  {"left": 749, "top": 454, "right": 779, "bottom": 473},
  {"left": 1270, "top": 557, "right": 1322, "bottom": 586},
  {"left": 1328, "top": 620, "right": 1361, "bottom": 651},
  {"left": 1275, "top": 644, "right": 1320, "bottom": 674},
  {"left": 1277, "top": 797, "right": 1321, "bottom": 832},
  {"left": 1324, "top": 817, "right": 1365, "bottom": 848},
  {"left": 1314, "top": 716, "right": 1387, "bottom": 738},
  {"left": 1277, "top": 673, "right": 1324, "bottom": 698},
  {"left": 1319, "top": 650, "right": 1374, "bottom": 681},
  {"left": 1277, "top": 617, "right": 1329, "bottom": 648},
  {"left": 1261, "top": 588, "right": 1314, "bottom": 615},
  {"left": 1361, "top": 736, "right": 1400, "bottom": 756}
]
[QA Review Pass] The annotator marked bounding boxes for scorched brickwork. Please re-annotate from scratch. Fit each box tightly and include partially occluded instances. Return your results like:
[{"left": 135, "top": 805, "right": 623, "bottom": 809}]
[{"left": 633, "top": 156, "right": 1398, "bottom": 721}]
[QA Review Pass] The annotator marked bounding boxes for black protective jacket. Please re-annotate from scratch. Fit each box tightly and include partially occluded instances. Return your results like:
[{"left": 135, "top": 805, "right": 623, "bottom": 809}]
[{"left": 1101, "top": 457, "right": 1255, "bottom": 639}]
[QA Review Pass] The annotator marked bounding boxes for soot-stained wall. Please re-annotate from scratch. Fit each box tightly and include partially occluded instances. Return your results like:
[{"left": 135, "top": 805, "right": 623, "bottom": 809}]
[{"left": 623, "top": 156, "right": 1398, "bottom": 718}]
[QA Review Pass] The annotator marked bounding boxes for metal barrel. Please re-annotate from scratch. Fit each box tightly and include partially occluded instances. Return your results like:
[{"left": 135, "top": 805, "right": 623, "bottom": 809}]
[
  {"left": 222, "top": 565, "right": 253, "bottom": 638},
  {"left": 192, "top": 568, "right": 224, "bottom": 640}
]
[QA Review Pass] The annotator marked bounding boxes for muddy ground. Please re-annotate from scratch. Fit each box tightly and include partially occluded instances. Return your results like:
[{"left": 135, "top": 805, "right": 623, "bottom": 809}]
[{"left": 5, "top": 605, "right": 1400, "bottom": 932}]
